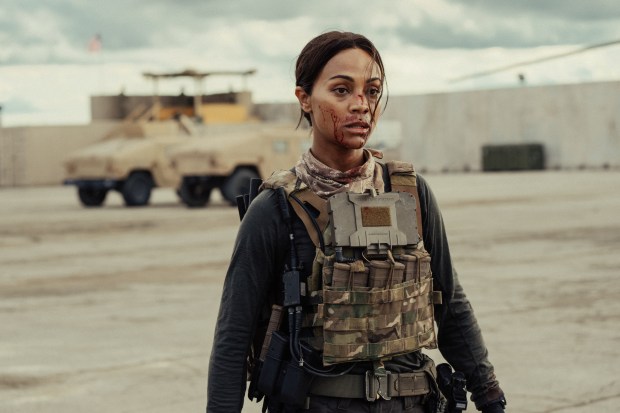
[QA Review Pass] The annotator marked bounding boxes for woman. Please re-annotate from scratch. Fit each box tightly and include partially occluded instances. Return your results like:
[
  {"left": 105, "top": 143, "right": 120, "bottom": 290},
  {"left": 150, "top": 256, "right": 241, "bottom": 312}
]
[{"left": 207, "top": 31, "right": 507, "bottom": 413}]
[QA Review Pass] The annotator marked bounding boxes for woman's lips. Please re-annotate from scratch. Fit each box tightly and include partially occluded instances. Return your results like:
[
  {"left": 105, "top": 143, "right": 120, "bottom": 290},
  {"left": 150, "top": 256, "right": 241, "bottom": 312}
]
[{"left": 343, "top": 121, "right": 370, "bottom": 135}]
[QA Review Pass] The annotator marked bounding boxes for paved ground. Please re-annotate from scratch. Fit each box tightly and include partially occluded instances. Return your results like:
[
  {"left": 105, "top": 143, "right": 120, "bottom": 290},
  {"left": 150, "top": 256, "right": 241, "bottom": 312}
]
[{"left": 1, "top": 170, "right": 619, "bottom": 413}]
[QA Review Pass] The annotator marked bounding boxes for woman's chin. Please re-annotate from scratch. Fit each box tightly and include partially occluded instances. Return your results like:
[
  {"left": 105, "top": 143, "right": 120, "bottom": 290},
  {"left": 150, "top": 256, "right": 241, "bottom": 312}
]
[{"left": 339, "top": 135, "right": 368, "bottom": 150}]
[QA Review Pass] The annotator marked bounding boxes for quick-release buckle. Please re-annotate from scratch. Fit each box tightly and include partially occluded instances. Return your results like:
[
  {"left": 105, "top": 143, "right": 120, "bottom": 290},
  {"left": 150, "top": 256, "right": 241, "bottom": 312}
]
[{"left": 365, "top": 370, "right": 392, "bottom": 401}]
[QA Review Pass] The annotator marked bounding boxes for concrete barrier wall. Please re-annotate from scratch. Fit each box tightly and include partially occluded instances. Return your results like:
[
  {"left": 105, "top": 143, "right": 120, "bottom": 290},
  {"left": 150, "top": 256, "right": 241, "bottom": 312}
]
[
  {"left": 2, "top": 81, "right": 619, "bottom": 187},
  {"left": 382, "top": 80, "right": 620, "bottom": 172},
  {"left": 253, "top": 102, "right": 300, "bottom": 125},
  {"left": 257, "top": 80, "right": 620, "bottom": 172},
  {"left": 0, "top": 122, "right": 118, "bottom": 187}
]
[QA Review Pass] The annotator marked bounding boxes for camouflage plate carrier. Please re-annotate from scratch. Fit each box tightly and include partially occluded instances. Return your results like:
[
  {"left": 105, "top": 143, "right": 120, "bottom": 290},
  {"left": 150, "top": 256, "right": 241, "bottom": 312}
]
[{"left": 262, "top": 161, "right": 442, "bottom": 366}]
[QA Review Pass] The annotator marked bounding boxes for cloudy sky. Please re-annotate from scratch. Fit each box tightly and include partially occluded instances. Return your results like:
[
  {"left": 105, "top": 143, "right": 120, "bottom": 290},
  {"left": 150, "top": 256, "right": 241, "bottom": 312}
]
[{"left": 1, "top": 0, "right": 620, "bottom": 126}]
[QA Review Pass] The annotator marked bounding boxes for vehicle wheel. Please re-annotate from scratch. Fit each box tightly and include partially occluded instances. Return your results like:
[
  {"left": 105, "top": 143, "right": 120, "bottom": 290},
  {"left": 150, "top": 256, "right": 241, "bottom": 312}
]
[
  {"left": 78, "top": 187, "right": 108, "bottom": 207},
  {"left": 121, "top": 172, "right": 153, "bottom": 207},
  {"left": 220, "top": 168, "right": 259, "bottom": 204},
  {"left": 179, "top": 178, "right": 213, "bottom": 208}
]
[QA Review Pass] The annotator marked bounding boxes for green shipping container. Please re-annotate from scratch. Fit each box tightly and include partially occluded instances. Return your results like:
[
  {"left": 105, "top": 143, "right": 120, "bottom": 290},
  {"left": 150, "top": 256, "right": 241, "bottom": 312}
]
[{"left": 482, "top": 143, "right": 546, "bottom": 171}]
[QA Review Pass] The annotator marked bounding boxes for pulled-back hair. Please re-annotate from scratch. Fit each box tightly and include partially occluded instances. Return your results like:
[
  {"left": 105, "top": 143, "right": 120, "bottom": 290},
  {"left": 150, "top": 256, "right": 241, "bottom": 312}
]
[{"left": 295, "top": 31, "right": 387, "bottom": 127}]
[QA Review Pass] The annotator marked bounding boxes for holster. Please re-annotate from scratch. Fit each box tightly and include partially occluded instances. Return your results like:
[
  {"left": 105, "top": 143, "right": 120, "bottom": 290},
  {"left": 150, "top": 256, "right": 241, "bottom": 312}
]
[{"left": 257, "top": 331, "right": 315, "bottom": 409}]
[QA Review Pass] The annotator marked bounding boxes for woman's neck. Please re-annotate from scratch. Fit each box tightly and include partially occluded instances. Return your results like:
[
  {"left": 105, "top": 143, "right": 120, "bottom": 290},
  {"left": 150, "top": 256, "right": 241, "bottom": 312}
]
[{"left": 310, "top": 145, "right": 365, "bottom": 172}]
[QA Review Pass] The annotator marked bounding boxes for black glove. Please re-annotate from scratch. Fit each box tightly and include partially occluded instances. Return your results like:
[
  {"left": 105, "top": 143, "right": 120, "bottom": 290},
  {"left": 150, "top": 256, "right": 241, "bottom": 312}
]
[{"left": 481, "top": 398, "right": 506, "bottom": 413}]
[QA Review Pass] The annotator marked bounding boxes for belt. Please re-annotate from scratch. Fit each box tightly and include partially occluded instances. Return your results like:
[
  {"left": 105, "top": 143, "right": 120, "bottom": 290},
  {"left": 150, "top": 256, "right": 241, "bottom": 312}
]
[{"left": 309, "top": 370, "right": 430, "bottom": 402}]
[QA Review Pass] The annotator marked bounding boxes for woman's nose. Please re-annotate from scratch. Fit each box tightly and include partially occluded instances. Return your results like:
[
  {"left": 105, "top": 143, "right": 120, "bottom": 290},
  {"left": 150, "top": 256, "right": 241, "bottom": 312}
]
[{"left": 350, "top": 94, "right": 369, "bottom": 113}]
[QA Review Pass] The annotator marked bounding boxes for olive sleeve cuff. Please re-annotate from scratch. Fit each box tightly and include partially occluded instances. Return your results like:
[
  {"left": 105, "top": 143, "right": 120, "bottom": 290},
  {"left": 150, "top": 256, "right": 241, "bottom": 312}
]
[{"left": 472, "top": 385, "right": 506, "bottom": 411}]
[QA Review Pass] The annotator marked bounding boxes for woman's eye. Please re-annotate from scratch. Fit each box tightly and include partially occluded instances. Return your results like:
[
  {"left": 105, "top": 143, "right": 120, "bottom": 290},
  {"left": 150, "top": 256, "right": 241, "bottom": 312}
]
[
  {"left": 333, "top": 87, "right": 349, "bottom": 95},
  {"left": 367, "top": 87, "right": 381, "bottom": 98}
]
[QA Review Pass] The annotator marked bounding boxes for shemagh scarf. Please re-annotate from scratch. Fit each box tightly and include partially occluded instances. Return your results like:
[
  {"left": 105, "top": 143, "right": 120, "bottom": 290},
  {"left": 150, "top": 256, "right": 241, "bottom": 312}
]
[{"left": 294, "top": 149, "right": 385, "bottom": 199}]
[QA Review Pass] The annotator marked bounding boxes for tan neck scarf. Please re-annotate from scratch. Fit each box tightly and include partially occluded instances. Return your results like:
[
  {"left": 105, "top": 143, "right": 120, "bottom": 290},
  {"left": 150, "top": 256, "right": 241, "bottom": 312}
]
[{"left": 294, "top": 149, "right": 385, "bottom": 199}]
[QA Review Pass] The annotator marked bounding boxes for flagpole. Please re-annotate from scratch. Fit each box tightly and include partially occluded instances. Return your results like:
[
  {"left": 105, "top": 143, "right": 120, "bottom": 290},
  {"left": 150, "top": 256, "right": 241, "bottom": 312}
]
[{"left": 88, "top": 33, "right": 105, "bottom": 94}]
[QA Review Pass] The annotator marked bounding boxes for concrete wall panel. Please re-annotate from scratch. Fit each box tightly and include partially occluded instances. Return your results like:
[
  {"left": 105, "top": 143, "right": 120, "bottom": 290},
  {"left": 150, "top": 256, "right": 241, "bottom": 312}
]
[
  {"left": 0, "top": 122, "right": 118, "bottom": 187},
  {"left": 386, "top": 81, "right": 620, "bottom": 172},
  {"left": 254, "top": 81, "right": 620, "bottom": 172},
  {"left": 1, "top": 81, "right": 619, "bottom": 187}
]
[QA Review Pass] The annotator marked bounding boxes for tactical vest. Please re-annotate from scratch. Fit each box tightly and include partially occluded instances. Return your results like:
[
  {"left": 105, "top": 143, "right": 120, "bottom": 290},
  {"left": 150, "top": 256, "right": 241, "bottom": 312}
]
[{"left": 262, "top": 161, "right": 441, "bottom": 366}]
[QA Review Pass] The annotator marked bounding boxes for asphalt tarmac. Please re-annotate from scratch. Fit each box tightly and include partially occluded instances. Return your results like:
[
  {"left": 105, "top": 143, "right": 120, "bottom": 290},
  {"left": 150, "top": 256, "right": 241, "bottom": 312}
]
[{"left": 1, "top": 170, "right": 619, "bottom": 412}]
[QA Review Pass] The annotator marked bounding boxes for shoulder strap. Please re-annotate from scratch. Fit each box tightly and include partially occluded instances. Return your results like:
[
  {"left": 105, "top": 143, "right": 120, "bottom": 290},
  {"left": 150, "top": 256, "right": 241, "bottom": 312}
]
[
  {"left": 260, "top": 169, "right": 298, "bottom": 192},
  {"left": 262, "top": 169, "right": 328, "bottom": 250},
  {"left": 385, "top": 160, "right": 424, "bottom": 239},
  {"left": 289, "top": 189, "right": 328, "bottom": 250}
]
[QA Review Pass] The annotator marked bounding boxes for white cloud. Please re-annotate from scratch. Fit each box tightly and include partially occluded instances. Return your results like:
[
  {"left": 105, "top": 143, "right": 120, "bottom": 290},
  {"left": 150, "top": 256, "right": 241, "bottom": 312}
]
[{"left": 1, "top": 0, "right": 620, "bottom": 126}]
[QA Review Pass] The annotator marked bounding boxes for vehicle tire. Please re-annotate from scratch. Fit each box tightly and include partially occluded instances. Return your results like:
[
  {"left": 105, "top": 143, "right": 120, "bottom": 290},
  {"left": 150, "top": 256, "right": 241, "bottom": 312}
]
[
  {"left": 220, "top": 168, "right": 259, "bottom": 204},
  {"left": 78, "top": 187, "right": 108, "bottom": 207},
  {"left": 179, "top": 178, "right": 213, "bottom": 208},
  {"left": 121, "top": 172, "right": 153, "bottom": 207}
]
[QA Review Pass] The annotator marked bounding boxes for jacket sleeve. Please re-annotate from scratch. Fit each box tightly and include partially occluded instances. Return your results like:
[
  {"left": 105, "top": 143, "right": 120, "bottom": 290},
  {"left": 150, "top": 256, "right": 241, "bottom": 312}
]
[
  {"left": 417, "top": 175, "right": 505, "bottom": 410},
  {"left": 206, "top": 190, "right": 288, "bottom": 413}
]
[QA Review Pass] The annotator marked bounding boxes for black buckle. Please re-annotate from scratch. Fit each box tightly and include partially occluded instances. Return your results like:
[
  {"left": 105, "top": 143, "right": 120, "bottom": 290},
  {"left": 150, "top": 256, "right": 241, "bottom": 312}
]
[{"left": 365, "top": 370, "right": 392, "bottom": 401}]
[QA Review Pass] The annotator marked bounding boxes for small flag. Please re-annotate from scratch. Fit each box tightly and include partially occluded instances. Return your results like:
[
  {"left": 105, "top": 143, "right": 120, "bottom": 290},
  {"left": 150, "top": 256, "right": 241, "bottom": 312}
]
[{"left": 88, "top": 34, "right": 102, "bottom": 53}]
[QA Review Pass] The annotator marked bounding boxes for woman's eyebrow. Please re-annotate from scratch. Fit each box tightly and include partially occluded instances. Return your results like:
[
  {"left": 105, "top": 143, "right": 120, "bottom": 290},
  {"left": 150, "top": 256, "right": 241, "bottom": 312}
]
[
  {"left": 327, "top": 75, "right": 383, "bottom": 83},
  {"left": 328, "top": 74, "right": 354, "bottom": 82}
]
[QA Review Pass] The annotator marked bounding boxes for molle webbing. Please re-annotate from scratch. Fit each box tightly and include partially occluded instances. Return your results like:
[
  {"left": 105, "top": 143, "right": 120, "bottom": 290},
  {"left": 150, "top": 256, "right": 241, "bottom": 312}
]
[
  {"left": 386, "top": 161, "right": 423, "bottom": 238},
  {"left": 315, "top": 248, "right": 439, "bottom": 365},
  {"left": 261, "top": 164, "right": 439, "bottom": 366}
]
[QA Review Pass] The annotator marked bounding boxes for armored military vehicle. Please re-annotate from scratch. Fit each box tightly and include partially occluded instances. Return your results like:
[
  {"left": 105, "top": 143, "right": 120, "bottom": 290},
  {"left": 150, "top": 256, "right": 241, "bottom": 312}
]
[
  {"left": 63, "top": 107, "right": 191, "bottom": 207},
  {"left": 170, "top": 124, "right": 309, "bottom": 207},
  {"left": 63, "top": 68, "right": 308, "bottom": 207}
]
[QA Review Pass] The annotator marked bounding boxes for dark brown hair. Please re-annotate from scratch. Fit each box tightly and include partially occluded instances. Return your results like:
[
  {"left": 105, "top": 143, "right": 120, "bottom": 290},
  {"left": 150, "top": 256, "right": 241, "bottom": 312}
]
[{"left": 295, "top": 31, "right": 388, "bottom": 127}]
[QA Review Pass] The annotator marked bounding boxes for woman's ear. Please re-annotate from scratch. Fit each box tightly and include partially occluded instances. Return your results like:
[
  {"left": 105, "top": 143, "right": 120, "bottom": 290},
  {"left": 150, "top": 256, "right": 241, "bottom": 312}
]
[{"left": 295, "top": 86, "right": 312, "bottom": 113}]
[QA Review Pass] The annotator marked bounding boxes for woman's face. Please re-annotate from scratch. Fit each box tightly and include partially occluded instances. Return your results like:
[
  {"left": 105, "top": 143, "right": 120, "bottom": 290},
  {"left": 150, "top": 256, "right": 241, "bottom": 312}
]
[{"left": 296, "top": 48, "right": 383, "bottom": 152}]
